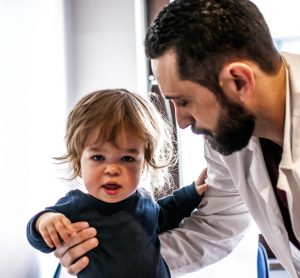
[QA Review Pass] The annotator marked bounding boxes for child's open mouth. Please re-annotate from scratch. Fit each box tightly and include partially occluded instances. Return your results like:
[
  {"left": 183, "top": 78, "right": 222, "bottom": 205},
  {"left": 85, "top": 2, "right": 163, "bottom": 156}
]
[{"left": 102, "top": 184, "right": 121, "bottom": 195}]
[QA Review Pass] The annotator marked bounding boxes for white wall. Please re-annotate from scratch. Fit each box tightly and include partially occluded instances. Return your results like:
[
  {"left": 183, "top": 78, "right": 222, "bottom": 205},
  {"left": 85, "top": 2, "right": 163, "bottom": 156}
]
[
  {"left": 252, "top": 0, "right": 300, "bottom": 39},
  {"left": 64, "top": 0, "right": 147, "bottom": 109},
  {"left": 0, "top": 1, "right": 146, "bottom": 277},
  {"left": 0, "top": 0, "right": 67, "bottom": 277},
  {"left": 252, "top": 0, "right": 300, "bottom": 53}
]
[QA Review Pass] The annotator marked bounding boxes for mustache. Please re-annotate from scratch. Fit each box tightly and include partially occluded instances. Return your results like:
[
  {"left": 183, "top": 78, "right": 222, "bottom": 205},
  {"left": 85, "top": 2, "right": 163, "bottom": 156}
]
[{"left": 191, "top": 125, "right": 213, "bottom": 137}]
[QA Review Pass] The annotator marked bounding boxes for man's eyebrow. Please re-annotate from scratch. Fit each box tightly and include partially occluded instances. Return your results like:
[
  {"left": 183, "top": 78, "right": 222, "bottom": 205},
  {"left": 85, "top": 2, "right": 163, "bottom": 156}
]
[{"left": 165, "top": 95, "right": 180, "bottom": 100}]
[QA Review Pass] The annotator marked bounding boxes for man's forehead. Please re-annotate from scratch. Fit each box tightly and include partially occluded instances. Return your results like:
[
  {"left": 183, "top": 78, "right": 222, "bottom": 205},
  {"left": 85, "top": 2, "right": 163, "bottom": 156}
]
[
  {"left": 151, "top": 51, "right": 180, "bottom": 96},
  {"left": 151, "top": 50, "right": 177, "bottom": 74}
]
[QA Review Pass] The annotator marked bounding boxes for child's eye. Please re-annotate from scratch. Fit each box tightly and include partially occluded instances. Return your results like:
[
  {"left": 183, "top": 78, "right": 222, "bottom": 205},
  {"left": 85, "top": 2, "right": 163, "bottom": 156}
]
[
  {"left": 121, "top": 156, "right": 135, "bottom": 162},
  {"left": 92, "top": 155, "right": 105, "bottom": 161}
]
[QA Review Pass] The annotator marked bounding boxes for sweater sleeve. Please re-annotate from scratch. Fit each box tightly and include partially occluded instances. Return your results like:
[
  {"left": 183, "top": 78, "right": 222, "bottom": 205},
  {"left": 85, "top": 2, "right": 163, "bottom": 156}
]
[
  {"left": 157, "top": 183, "right": 203, "bottom": 233},
  {"left": 26, "top": 210, "right": 56, "bottom": 253},
  {"left": 26, "top": 191, "right": 77, "bottom": 253}
]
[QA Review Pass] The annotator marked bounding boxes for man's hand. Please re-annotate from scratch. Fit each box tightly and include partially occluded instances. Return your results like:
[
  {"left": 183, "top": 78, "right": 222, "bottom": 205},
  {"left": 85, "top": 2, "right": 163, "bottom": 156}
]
[{"left": 54, "top": 222, "right": 99, "bottom": 275}]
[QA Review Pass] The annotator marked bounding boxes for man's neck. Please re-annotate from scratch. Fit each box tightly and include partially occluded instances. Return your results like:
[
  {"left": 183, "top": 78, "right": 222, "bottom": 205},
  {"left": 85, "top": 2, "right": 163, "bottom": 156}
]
[{"left": 253, "top": 61, "right": 286, "bottom": 146}]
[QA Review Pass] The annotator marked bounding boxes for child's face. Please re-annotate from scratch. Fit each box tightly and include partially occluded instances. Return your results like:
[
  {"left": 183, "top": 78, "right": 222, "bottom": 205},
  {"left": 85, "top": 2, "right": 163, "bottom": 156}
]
[{"left": 80, "top": 129, "right": 145, "bottom": 203}]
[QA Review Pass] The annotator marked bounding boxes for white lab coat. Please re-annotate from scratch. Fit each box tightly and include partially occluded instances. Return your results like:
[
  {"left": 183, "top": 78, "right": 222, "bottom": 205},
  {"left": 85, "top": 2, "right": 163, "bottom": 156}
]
[
  {"left": 160, "top": 52, "right": 300, "bottom": 277},
  {"left": 160, "top": 146, "right": 254, "bottom": 277}
]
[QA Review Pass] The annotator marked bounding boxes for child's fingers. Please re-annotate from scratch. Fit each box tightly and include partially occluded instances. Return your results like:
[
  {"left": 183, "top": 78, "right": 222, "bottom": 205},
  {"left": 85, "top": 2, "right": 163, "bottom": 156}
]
[
  {"left": 61, "top": 217, "right": 76, "bottom": 236},
  {"left": 196, "top": 168, "right": 208, "bottom": 186},
  {"left": 40, "top": 231, "right": 54, "bottom": 248},
  {"left": 36, "top": 213, "right": 74, "bottom": 248},
  {"left": 39, "top": 226, "right": 57, "bottom": 249},
  {"left": 55, "top": 217, "right": 76, "bottom": 244},
  {"left": 47, "top": 224, "right": 63, "bottom": 248},
  {"left": 199, "top": 168, "right": 208, "bottom": 180},
  {"left": 196, "top": 183, "right": 208, "bottom": 195}
]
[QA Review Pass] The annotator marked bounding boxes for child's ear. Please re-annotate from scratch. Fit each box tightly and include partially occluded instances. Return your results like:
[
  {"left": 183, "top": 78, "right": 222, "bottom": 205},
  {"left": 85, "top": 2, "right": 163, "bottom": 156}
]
[{"left": 219, "top": 62, "right": 255, "bottom": 103}]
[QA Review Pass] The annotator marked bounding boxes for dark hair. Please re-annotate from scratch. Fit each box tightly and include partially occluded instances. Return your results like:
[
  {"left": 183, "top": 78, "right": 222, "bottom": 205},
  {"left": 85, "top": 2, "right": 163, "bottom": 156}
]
[{"left": 145, "top": 0, "right": 281, "bottom": 96}]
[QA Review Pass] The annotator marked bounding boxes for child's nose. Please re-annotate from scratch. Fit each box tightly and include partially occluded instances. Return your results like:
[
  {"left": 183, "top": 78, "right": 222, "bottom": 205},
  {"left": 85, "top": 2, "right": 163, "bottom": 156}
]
[{"left": 104, "top": 164, "right": 120, "bottom": 176}]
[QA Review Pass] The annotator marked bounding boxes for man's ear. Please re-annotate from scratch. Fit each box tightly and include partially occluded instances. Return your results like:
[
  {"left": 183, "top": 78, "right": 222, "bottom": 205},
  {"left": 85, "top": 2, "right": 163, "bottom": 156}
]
[{"left": 219, "top": 62, "right": 255, "bottom": 102}]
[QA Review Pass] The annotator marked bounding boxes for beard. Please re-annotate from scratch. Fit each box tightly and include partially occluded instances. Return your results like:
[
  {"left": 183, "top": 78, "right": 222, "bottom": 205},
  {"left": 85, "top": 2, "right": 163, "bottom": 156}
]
[{"left": 192, "top": 98, "right": 256, "bottom": 156}]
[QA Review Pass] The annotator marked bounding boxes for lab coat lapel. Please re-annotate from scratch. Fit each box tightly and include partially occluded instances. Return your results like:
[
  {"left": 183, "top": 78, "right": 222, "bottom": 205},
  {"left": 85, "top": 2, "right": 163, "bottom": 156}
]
[
  {"left": 280, "top": 53, "right": 300, "bottom": 242},
  {"left": 247, "top": 138, "right": 298, "bottom": 276},
  {"left": 247, "top": 138, "right": 279, "bottom": 206}
]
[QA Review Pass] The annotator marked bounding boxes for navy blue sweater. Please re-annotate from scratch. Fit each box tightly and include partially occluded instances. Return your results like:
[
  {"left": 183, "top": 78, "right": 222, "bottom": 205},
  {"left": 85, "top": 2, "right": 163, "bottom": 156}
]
[{"left": 27, "top": 183, "right": 202, "bottom": 278}]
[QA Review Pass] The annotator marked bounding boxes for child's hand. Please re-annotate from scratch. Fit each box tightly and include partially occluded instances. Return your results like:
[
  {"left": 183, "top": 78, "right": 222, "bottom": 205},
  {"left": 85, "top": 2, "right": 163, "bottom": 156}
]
[
  {"left": 35, "top": 212, "right": 76, "bottom": 249},
  {"left": 195, "top": 168, "right": 208, "bottom": 196}
]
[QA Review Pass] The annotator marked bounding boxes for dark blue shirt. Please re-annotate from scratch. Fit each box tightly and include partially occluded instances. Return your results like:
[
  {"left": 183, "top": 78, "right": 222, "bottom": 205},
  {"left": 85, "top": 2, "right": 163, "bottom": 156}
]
[{"left": 27, "top": 184, "right": 202, "bottom": 278}]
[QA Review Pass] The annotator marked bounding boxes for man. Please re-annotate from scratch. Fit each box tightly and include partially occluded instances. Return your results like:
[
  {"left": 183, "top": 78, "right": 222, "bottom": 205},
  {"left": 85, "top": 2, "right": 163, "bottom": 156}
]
[
  {"left": 144, "top": 0, "right": 300, "bottom": 276},
  {"left": 55, "top": 0, "right": 300, "bottom": 277}
]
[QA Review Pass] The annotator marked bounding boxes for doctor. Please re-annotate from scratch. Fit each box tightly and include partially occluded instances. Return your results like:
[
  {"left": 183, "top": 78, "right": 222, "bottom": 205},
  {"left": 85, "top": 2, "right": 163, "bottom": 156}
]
[
  {"left": 55, "top": 0, "right": 300, "bottom": 277},
  {"left": 145, "top": 0, "right": 300, "bottom": 276}
]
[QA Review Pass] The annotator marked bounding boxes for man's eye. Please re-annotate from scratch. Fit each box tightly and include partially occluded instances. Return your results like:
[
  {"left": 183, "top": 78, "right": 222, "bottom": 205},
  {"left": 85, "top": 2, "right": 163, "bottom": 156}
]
[
  {"left": 178, "top": 100, "right": 187, "bottom": 107},
  {"left": 173, "top": 99, "right": 187, "bottom": 107},
  {"left": 121, "top": 156, "right": 135, "bottom": 162},
  {"left": 92, "top": 155, "right": 105, "bottom": 161}
]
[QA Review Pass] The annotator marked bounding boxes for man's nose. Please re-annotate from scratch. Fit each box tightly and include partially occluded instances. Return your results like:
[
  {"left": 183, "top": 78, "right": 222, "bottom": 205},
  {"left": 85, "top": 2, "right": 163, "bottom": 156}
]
[
  {"left": 104, "top": 164, "right": 120, "bottom": 176},
  {"left": 176, "top": 109, "right": 193, "bottom": 129}
]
